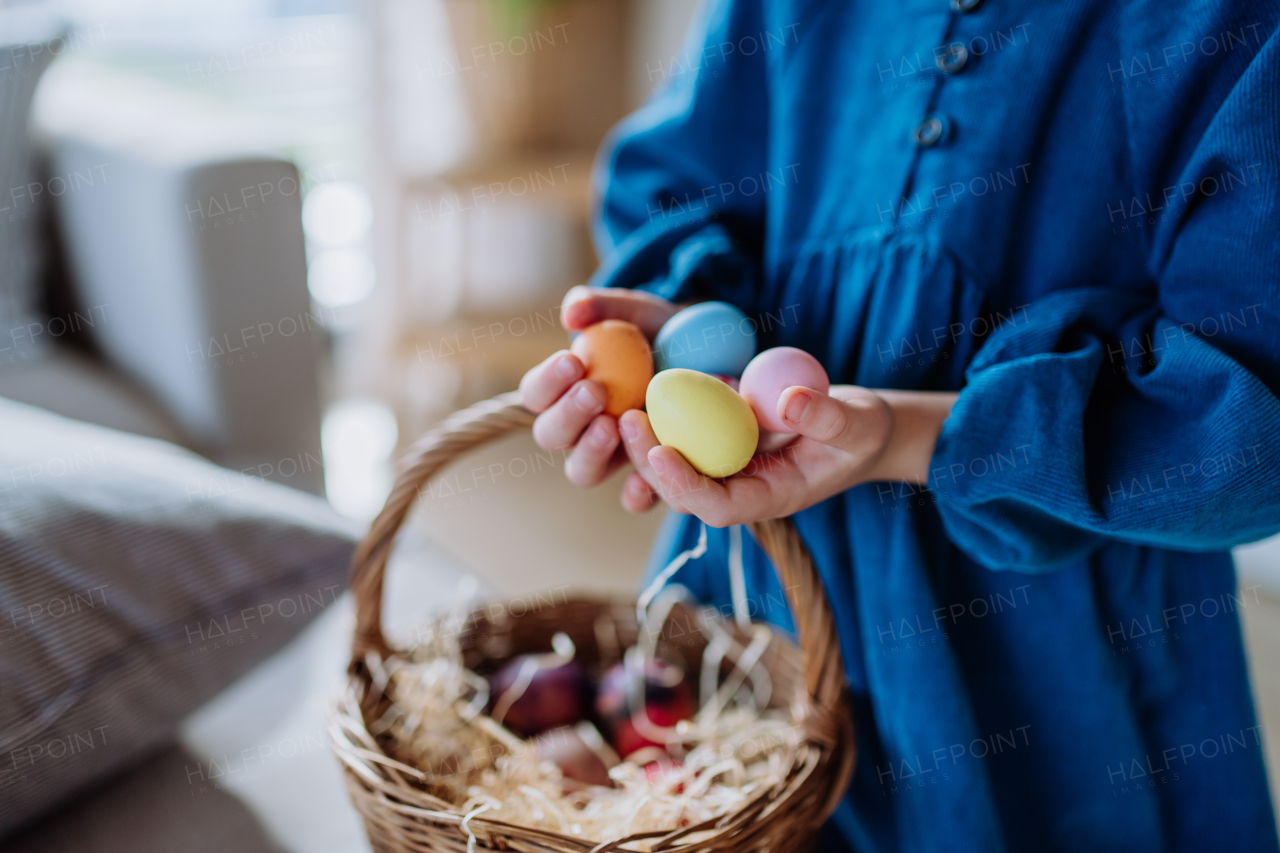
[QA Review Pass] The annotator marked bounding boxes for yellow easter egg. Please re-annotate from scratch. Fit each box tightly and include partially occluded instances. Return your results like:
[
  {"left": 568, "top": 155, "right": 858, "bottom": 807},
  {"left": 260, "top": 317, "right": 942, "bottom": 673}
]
[{"left": 646, "top": 368, "right": 759, "bottom": 478}]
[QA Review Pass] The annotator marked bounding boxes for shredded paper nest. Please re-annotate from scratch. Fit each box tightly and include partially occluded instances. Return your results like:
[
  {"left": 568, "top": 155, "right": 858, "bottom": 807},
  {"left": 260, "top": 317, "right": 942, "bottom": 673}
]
[{"left": 371, "top": 589, "right": 802, "bottom": 848}]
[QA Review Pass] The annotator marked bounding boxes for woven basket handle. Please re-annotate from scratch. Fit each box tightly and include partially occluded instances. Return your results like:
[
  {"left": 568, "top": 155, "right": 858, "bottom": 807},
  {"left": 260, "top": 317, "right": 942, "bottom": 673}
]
[{"left": 348, "top": 392, "right": 849, "bottom": 737}]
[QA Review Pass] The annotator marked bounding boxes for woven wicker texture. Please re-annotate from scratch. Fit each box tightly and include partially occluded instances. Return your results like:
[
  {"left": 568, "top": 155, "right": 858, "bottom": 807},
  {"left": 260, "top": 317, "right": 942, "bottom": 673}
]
[{"left": 332, "top": 392, "right": 856, "bottom": 852}]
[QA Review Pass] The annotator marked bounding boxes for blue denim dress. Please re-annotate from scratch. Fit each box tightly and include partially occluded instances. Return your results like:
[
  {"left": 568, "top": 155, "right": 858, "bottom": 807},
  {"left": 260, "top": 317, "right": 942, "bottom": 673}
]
[{"left": 589, "top": 0, "right": 1280, "bottom": 850}]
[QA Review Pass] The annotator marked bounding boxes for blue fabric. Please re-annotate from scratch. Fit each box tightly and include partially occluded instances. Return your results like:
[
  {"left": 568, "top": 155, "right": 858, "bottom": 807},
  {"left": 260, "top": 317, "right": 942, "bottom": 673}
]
[{"left": 594, "top": 1, "right": 1280, "bottom": 850}]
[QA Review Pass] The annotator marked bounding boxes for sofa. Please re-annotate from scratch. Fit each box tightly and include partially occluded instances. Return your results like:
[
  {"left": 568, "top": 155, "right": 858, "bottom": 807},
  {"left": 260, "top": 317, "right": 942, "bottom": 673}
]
[{"left": 0, "top": 9, "right": 381, "bottom": 850}]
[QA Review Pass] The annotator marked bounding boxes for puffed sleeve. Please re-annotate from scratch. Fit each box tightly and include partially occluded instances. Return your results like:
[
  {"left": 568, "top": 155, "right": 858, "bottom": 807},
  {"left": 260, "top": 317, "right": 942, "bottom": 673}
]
[
  {"left": 930, "top": 23, "right": 1280, "bottom": 571},
  {"left": 587, "top": 0, "right": 768, "bottom": 303}
]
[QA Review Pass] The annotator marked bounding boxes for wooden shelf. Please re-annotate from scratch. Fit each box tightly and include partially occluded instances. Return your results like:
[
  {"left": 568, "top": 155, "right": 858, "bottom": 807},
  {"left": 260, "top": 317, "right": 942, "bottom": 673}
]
[{"left": 404, "top": 148, "right": 597, "bottom": 221}]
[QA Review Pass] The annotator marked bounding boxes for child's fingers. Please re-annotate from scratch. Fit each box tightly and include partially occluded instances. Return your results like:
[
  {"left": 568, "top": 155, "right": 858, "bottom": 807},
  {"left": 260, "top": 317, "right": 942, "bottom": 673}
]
[
  {"left": 648, "top": 446, "right": 784, "bottom": 527},
  {"left": 560, "top": 286, "right": 679, "bottom": 339},
  {"left": 621, "top": 471, "right": 659, "bottom": 513},
  {"left": 520, "top": 350, "right": 584, "bottom": 413},
  {"left": 531, "top": 379, "right": 607, "bottom": 450},
  {"left": 779, "top": 386, "right": 887, "bottom": 457},
  {"left": 646, "top": 446, "right": 737, "bottom": 526},
  {"left": 777, "top": 387, "right": 850, "bottom": 445},
  {"left": 617, "top": 410, "right": 662, "bottom": 490},
  {"left": 623, "top": 412, "right": 787, "bottom": 524},
  {"left": 564, "top": 416, "right": 623, "bottom": 487}
]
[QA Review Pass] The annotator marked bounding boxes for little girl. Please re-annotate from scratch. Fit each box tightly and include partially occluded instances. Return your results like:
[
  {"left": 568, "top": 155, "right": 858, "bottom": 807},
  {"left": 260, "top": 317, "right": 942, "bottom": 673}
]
[{"left": 519, "top": 0, "right": 1280, "bottom": 849}]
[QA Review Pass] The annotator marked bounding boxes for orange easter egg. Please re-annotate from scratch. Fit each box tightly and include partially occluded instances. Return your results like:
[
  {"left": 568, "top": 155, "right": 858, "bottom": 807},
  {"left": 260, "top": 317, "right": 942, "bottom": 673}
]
[{"left": 570, "top": 320, "right": 653, "bottom": 417}]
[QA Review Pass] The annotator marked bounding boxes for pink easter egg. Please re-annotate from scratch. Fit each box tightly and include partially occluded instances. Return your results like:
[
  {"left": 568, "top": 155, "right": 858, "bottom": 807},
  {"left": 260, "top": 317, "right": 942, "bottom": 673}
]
[{"left": 739, "top": 347, "right": 830, "bottom": 434}]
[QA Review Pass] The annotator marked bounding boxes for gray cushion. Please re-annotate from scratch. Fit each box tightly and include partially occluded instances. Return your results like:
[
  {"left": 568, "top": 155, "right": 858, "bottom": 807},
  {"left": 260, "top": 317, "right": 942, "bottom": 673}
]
[
  {"left": 0, "top": 9, "right": 62, "bottom": 367},
  {"left": 0, "top": 398, "right": 359, "bottom": 837}
]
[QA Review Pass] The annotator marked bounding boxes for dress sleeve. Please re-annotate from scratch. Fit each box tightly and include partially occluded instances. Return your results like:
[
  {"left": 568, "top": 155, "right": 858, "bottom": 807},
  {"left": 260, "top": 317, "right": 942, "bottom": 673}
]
[
  {"left": 587, "top": 0, "right": 768, "bottom": 303},
  {"left": 930, "top": 24, "right": 1280, "bottom": 572}
]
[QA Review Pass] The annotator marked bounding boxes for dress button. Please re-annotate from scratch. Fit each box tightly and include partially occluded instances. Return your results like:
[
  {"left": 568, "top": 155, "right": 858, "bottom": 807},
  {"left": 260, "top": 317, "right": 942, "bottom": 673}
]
[
  {"left": 949, "top": 0, "right": 982, "bottom": 11},
  {"left": 911, "top": 115, "right": 949, "bottom": 148},
  {"left": 935, "top": 42, "right": 969, "bottom": 74}
]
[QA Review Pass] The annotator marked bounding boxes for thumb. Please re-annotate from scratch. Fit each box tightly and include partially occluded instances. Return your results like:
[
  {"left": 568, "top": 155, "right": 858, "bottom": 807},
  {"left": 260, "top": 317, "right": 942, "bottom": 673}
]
[
  {"left": 778, "top": 386, "right": 885, "bottom": 452},
  {"left": 561, "top": 286, "right": 679, "bottom": 339}
]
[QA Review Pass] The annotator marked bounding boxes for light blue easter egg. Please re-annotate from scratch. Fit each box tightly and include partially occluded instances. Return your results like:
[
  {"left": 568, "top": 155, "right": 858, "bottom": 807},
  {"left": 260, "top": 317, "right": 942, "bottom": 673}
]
[{"left": 653, "top": 301, "right": 757, "bottom": 376}]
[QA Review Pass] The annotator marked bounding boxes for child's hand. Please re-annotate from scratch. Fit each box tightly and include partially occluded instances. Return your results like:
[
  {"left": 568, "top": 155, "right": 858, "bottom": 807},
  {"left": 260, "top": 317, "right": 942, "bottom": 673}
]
[
  {"left": 521, "top": 286, "right": 957, "bottom": 521},
  {"left": 519, "top": 287, "right": 678, "bottom": 507},
  {"left": 616, "top": 387, "right": 958, "bottom": 526}
]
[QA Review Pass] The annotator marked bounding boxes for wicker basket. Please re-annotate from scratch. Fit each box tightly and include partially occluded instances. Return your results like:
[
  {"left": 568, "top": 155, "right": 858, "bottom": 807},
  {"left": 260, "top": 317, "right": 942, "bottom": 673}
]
[{"left": 330, "top": 392, "right": 856, "bottom": 852}]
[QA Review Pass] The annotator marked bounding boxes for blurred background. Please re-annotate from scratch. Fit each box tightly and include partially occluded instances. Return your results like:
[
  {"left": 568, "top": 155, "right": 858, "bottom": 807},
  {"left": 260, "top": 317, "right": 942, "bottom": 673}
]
[
  {"left": 2, "top": 1, "right": 1279, "bottom": 851},
  {"left": 1, "top": 0, "right": 700, "bottom": 585},
  {"left": 6, "top": 0, "right": 696, "bottom": 522},
  {"left": 0, "top": 1, "right": 696, "bottom": 850}
]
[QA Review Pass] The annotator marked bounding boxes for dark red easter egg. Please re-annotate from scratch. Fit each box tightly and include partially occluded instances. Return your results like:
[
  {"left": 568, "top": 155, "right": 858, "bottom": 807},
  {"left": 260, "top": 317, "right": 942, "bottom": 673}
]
[
  {"left": 489, "top": 655, "right": 591, "bottom": 738},
  {"left": 595, "top": 658, "right": 695, "bottom": 758}
]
